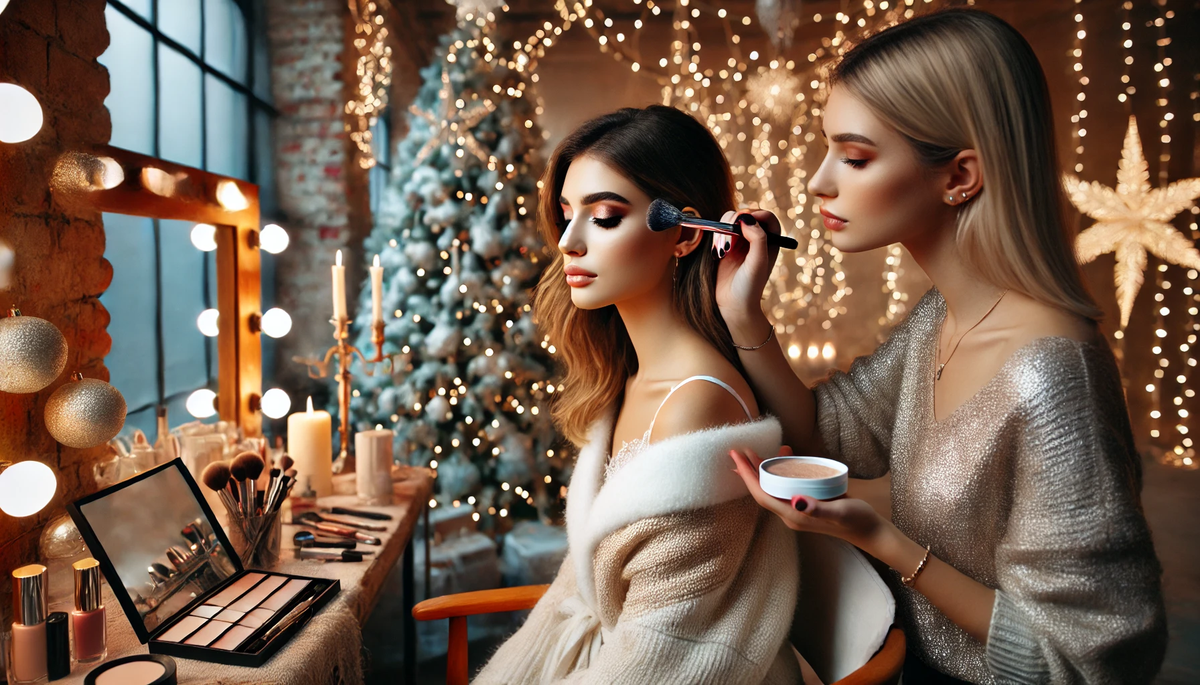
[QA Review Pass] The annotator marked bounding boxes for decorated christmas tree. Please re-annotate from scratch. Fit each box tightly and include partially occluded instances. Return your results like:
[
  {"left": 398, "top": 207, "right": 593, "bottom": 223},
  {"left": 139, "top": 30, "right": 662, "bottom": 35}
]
[{"left": 350, "top": 21, "right": 565, "bottom": 532}]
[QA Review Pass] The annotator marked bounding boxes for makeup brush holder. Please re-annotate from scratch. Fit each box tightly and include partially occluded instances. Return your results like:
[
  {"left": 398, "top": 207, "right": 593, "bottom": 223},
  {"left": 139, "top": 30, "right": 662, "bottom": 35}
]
[{"left": 229, "top": 510, "right": 282, "bottom": 570}]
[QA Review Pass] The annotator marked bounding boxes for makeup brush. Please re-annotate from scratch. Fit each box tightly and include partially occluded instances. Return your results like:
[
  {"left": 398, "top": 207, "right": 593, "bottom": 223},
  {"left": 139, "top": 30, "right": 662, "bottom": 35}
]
[
  {"left": 232, "top": 452, "right": 265, "bottom": 516},
  {"left": 229, "top": 458, "right": 251, "bottom": 518},
  {"left": 646, "top": 199, "right": 799, "bottom": 250},
  {"left": 201, "top": 461, "right": 239, "bottom": 518},
  {"left": 264, "top": 468, "right": 281, "bottom": 513}
]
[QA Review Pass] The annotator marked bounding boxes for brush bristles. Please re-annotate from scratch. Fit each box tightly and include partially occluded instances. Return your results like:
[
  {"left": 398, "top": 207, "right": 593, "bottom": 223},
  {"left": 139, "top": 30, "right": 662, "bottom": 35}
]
[
  {"left": 229, "top": 460, "right": 248, "bottom": 482},
  {"left": 279, "top": 454, "right": 294, "bottom": 472},
  {"left": 201, "top": 462, "right": 231, "bottom": 492},
  {"left": 646, "top": 199, "right": 684, "bottom": 232},
  {"left": 233, "top": 451, "right": 265, "bottom": 480}
]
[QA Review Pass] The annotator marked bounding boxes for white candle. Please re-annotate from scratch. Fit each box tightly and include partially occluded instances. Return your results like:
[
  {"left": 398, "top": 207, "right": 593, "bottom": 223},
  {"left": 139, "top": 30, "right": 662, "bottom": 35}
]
[
  {"left": 332, "top": 250, "right": 347, "bottom": 322},
  {"left": 354, "top": 426, "right": 393, "bottom": 505},
  {"left": 287, "top": 397, "right": 333, "bottom": 497},
  {"left": 370, "top": 254, "right": 384, "bottom": 326}
]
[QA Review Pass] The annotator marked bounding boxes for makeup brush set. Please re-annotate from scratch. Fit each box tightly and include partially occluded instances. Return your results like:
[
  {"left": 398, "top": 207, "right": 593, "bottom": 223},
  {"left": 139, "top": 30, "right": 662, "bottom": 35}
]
[
  {"left": 200, "top": 452, "right": 297, "bottom": 568},
  {"left": 287, "top": 507, "right": 392, "bottom": 562}
]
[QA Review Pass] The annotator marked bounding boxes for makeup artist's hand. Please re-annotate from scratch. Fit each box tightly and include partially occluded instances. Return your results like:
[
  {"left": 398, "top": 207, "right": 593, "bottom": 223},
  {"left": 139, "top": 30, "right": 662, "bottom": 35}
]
[
  {"left": 728, "top": 447, "right": 890, "bottom": 555},
  {"left": 715, "top": 209, "right": 782, "bottom": 332}
]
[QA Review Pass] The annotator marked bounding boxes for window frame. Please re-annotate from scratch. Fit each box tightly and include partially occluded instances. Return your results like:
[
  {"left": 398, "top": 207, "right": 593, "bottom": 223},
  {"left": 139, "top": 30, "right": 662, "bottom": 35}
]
[{"left": 102, "top": 0, "right": 277, "bottom": 431}]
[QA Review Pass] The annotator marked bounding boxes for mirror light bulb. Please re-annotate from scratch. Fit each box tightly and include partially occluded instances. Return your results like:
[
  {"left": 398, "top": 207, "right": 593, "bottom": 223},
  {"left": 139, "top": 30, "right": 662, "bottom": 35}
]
[
  {"left": 259, "top": 224, "right": 289, "bottom": 254},
  {"left": 260, "top": 388, "right": 291, "bottom": 419},
  {"left": 0, "top": 461, "right": 57, "bottom": 518},
  {"left": 215, "top": 180, "right": 249, "bottom": 211},
  {"left": 186, "top": 388, "right": 217, "bottom": 419},
  {"left": 191, "top": 223, "right": 217, "bottom": 252},
  {"left": 0, "top": 83, "right": 44, "bottom": 144},
  {"left": 260, "top": 308, "right": 292, "bottom": 338},
  {"left": 197, "top": 309, "right": 220, "bottom": 337}
]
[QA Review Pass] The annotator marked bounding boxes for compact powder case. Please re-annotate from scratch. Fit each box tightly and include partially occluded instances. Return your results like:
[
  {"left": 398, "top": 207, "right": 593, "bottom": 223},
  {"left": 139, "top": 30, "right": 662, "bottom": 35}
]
[
  {"left": 69, "top": 460, "right": 340, "bottom": 667},
  {"left": 758, "top": 456, "right": 849, "bottom": 500},
  {"left": 84, "top": 654, "right": 177, "bottom": 685}
]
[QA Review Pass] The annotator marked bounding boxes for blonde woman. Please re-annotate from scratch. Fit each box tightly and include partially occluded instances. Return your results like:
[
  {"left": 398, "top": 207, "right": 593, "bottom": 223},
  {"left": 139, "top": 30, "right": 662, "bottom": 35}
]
[
  {"left": 723, "top": 9, "right": 1167, "bottom": 684},
  {"left": 475, "top": 106, "right": 801, "bottom": 683}
]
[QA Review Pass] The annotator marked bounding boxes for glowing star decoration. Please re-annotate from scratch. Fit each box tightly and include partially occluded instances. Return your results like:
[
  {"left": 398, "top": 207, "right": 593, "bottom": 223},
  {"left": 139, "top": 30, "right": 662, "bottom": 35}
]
[
  {"left": 409, "top": 66, "right": 496, "bottom": 165},
  {"left": 1066, "top": 116, "right": 1200, "bottom": 329}
]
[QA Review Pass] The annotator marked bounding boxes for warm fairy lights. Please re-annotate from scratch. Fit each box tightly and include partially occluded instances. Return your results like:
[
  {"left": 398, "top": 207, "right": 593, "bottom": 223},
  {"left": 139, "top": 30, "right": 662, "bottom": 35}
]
[
  {"left": 408, "top": 0, "right": 1200, "bottom": 508},
  {"left": 1068, "top": 0, "right": 1087, "bottom": 174},
  {"left": 346, "top": 0, "right": 393, "bottom": 170}
]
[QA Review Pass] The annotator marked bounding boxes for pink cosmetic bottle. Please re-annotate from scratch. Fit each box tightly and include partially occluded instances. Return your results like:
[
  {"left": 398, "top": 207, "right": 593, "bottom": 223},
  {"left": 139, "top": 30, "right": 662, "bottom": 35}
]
[
  {"left": 11, "top": 564, "right": 48, "bottom": 685},
  {"left": 70, "top": 558, "right": 107, "bottom": 663}
]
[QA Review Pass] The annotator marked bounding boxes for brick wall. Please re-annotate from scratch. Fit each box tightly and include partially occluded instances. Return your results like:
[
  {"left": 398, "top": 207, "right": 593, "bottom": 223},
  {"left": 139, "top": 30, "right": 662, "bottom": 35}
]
[
  {"left": 265, "top": 0, "right": 367, "bottom": 404},
  {"left": 0, "top": 0, "right": 111, "bottom": 588}
]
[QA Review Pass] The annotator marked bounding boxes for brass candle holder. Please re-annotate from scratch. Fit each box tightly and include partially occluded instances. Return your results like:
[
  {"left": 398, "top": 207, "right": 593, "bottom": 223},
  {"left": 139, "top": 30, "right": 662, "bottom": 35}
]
[{"left": 294, "top": 318, "right": 392, "bottom": 473}]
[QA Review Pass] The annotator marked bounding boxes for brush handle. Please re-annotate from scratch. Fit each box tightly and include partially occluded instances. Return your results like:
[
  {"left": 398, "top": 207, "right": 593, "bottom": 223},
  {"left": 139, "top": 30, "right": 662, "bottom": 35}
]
[{"left": 679, "top": 216, "right": 799, "bottom": 250}]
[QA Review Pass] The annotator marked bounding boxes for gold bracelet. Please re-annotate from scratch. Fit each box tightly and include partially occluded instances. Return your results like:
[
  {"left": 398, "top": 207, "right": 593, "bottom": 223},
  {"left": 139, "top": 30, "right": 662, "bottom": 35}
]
[
  {"left": 733, "top": 324, "right": 775, "bottom": 351},
  {"left": 901, "top": 545, "right": 932, "bottom": 587}
]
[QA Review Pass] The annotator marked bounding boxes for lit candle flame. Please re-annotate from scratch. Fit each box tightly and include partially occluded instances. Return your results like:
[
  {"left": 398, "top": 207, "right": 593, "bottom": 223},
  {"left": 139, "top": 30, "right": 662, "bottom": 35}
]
[
  {"left": 373, "top": 254, "right": 380, "bottom": 267},
  {"left": 307, "top": 396, "right": 314, "bottom": 414},
  {"left": 336, "top": 250, "right": 343, "bottom": 267}
]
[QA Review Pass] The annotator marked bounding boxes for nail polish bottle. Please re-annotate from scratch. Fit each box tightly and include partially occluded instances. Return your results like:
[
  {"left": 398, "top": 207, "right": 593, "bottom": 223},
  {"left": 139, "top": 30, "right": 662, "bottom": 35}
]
[
  {"left": 11, "top": 564, "right": 49, "bottom": 685},
  {"left": 46, "top": 612, "right": 69, "bottom": 681},
  {"left": 70, "top": 558, "right": 106, "bottom": 664}
]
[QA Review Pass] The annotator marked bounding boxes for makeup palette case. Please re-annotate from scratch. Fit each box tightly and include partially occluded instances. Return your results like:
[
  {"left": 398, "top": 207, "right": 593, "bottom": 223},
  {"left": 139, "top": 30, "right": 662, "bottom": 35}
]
[{"left": 68, "top": 459, "right": 340, "bottom": 667}]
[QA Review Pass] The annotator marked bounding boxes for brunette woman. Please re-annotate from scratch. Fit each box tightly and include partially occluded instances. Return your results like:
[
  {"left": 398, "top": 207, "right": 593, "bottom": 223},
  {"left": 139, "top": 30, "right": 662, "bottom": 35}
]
[{"left": 476, "top": 106, "right": 801, "bottom": 683}]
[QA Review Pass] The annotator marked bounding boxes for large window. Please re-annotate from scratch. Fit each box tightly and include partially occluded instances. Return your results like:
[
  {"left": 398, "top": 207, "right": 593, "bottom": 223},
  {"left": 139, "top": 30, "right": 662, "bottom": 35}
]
[
  {"left": 99, "top": 0, "right": 277, "bottom": 435},
  {"left": 369, "top": 115, "right": 392, "bottom": 219}
]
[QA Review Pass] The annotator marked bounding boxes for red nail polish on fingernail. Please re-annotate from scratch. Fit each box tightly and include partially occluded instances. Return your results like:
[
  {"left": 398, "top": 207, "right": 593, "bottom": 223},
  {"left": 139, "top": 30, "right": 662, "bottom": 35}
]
[{"left": 791, "top": 496, "right": 807, "bottom": 512}]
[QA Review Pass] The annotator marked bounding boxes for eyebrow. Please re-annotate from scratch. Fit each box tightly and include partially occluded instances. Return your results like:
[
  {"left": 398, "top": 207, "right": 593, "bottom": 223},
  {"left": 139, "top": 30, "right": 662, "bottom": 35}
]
[
  {"left": 558, "top": 191, "right": 632, "bottom": 206},
  {"left": 821, "top": 131, "right": 877, "bottom": 146}
]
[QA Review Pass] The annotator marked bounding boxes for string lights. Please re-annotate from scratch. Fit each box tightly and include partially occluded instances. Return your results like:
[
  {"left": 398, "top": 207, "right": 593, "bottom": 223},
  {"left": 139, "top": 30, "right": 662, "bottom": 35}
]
[
  {"left": 346, "top": 0, "right": 393, "bottom": 170},
  {"left": 1069, "top": 0, "right": 1087, "bottom": 175}
]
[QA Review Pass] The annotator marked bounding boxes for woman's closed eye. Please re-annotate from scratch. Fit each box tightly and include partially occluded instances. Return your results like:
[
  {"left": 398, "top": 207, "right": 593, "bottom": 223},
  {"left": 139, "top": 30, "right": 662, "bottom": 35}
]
[
  {"left": 840, "top": 156, "right": 869, "bottom": 169},
  {"left": 591, "top": 214, "right": 623, "bottom": 228}
]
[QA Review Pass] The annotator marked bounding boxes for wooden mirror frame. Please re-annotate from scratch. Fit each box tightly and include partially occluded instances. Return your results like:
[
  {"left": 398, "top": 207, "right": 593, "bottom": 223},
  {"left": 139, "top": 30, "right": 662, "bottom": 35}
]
[{"left": 60, "top": 144, "right": 264, "bottom": 436}]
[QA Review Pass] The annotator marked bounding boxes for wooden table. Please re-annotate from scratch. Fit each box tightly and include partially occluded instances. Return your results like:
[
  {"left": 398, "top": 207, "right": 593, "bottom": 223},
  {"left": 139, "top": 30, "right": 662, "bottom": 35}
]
[{"left": 59, "top": 467, "right": 433, "bottom": 685}]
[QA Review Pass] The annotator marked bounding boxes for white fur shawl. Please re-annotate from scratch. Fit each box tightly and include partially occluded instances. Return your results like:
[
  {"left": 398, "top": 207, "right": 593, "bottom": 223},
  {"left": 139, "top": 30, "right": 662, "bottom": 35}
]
[{"left": 565, "top": 407, "right": 784, "bottom": 609}]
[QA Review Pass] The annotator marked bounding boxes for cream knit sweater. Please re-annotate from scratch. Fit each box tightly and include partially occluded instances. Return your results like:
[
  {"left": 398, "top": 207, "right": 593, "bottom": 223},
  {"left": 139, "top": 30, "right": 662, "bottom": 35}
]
[{"left": 474, "top": 409, "right": 801, "bottom": 685}]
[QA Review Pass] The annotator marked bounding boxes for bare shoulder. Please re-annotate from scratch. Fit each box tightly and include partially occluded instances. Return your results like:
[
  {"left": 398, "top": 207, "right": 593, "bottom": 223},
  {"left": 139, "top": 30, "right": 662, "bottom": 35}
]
[{"left": 649, "top": 367, "right": 759, "bottom": 443}]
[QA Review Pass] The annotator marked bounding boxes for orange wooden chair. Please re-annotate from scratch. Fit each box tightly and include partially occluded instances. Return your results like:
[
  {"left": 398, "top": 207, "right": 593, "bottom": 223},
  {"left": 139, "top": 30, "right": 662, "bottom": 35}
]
[{"left": 412, "top": 584, "right": 905, "bottom": 685}]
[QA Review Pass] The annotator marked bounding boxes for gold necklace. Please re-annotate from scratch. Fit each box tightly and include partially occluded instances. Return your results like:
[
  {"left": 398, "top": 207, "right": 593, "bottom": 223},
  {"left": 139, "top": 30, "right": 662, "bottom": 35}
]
[{"left": 936, "top": 289, "right": 1009, "bottom": 382}]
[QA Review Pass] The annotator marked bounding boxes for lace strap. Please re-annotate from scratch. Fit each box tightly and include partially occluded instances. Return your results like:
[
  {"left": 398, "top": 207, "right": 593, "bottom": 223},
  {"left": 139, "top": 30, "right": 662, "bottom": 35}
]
[{"left": 646, "top": 375, "right": 753, "bottom": 440}]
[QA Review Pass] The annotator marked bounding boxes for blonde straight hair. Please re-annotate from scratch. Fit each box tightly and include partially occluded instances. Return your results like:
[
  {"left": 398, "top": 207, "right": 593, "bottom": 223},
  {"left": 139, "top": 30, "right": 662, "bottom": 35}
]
[{"left": 832, "top": 9, "right": 1102, "bottom": 320}]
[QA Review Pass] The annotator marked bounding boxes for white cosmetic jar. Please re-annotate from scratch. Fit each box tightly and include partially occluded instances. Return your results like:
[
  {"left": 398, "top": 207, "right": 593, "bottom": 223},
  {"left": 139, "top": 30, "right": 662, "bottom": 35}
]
[{"left": 758, "top": 456, "right": 848, "bottom": 500}]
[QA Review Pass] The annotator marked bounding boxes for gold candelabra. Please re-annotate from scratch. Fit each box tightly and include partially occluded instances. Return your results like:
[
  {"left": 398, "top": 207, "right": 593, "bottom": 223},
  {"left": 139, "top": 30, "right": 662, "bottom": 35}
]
[{"left": 294, "top": 318, "right": 392, "bottom": 473}]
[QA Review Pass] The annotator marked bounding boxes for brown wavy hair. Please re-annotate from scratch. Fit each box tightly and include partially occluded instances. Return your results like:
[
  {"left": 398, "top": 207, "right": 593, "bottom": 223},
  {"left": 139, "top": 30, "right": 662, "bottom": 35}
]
[{"left": 533, "top": 106, "right": 744, "bottom": 445}]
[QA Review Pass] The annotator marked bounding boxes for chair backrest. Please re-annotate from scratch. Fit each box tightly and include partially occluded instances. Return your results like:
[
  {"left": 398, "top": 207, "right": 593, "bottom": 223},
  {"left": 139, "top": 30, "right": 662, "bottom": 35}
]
[{"left": 790, "top": 532, "right": 896, "bottom": 683}]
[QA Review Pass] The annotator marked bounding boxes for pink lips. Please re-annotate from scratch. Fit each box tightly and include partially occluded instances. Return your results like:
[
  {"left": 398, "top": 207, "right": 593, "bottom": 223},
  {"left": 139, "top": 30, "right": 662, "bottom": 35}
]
[
  {"left": 564, "top": 264, "right": 597, "bottom": 288},
  {"left": 818, "top": 208, "right": 848, "bottom": 232}
]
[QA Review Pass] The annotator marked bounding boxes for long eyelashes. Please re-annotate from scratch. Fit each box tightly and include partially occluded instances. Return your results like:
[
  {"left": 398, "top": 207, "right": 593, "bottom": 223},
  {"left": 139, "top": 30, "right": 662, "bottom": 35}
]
[
  {"left": 591, "top": 216, "right": 622, "bottom": 228},
  {"left": 840, "top": 157, "right": 868, "bottom": 169}
]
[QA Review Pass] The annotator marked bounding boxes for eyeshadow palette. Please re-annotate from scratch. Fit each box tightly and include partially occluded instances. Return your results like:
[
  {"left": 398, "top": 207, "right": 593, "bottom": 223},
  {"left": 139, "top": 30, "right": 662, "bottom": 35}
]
[{"left": 69, "top": 460, "right": 340, "bottom": 667}]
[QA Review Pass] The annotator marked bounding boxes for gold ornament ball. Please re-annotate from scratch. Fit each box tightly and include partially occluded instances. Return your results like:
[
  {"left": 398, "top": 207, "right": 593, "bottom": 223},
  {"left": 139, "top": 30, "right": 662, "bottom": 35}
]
[
  {"left": 45, "top": 376, "right": 127, "bottom": 449},
  {"left": 0, "top": 312, "right": 68, "bottom": 393}
]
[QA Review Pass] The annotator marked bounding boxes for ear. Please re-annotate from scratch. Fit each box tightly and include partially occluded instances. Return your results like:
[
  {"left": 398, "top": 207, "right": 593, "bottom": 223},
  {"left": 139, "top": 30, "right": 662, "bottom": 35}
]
[
  {"left": 675, "top": 205, "right": 705, "bottom": 258},
  {"left": 942, "top": 149, "right": 983, "bottom": 206}
]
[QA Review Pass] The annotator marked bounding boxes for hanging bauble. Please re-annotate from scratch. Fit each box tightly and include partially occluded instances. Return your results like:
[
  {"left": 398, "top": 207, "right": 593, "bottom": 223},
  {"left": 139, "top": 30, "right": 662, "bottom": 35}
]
[
  {"left": 425, "top": 395, "right": 451, "bottom": 423},
  {"left": 0, "top": 307, "right": 68, "bottom": 394},
  {"left": 45, "top": 373, "right": 127, "bottom": 449}
]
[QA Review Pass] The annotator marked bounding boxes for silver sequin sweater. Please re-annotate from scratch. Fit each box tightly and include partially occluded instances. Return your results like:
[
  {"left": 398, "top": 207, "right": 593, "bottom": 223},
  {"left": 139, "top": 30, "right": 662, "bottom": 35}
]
[{"left": 814, "top": 289, "right": 1166, "bottom": 684}]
